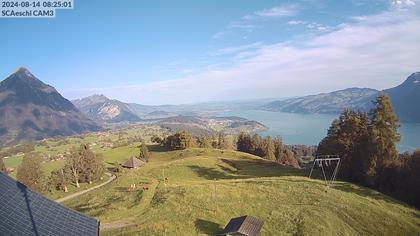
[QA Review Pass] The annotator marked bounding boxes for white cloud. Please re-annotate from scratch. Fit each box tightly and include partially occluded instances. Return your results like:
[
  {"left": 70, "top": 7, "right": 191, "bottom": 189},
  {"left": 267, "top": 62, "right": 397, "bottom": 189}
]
[
  {"left": 208, "top": 42, "right": 263, "bottom": 56},
  {"left": 287, "top": 20, "right": 333, "bottom": 32},
  {"left": 65, "top": 6, "right": 420, "bottom": 105},
  {"left": 227, "top": 21, "right": 260, "bottom": 29},
  {"left": 391, "top": 0, "right": 416, "bottom": 8},
  {"left": 213, "top": 4, "right": 300, "bottom": 39},
  {"left": 287, "top": 20, "right": 307, "bottom": 25},
  {"left": 254, "top": 5, "right": 298, "bottom": 18}
]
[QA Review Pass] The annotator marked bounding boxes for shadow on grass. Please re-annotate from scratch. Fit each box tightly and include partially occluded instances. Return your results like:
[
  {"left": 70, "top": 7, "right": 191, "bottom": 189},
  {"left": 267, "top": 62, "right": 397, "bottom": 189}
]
[
  {"left": 189, "top": 158, "right": 306, "bottom": 180},
  {"left": 332, "top": 181, "right": 406, "bottom": 206},
  {"left": 72, "top": 195, "right": 125, "bottom": 217},
  {"left": 194, "top": 218, "right": 223, "bottom": 235},
  {"left": 114, "top": 186, "right": 133, "bottom": 192},
  {"left": 148, "top": 144, "right": 168, "bottom": 153},
  {"left": 188, "top": 165, "right": 237, "bottom": 180}
]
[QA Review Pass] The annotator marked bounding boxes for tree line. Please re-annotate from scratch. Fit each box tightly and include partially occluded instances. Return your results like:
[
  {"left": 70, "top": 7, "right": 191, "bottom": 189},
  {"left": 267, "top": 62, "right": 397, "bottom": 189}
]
[
  {"left": 153, "top": 130, "right": 314, "bottom": 168},
  {"left": 152, "top": 131, "right": 237, "bottom": 151},
  {"left": 236, "top": 133, "right": 300, "bottom": 167},
  {"left": 317, "top": 94, "right": 420, "bottom": 208}
]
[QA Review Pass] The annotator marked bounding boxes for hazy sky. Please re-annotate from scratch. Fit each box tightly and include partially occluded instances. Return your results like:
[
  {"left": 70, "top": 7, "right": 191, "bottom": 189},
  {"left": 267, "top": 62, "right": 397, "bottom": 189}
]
[{"left": 0, "top": 0, "right": 419, "bottom": 104}]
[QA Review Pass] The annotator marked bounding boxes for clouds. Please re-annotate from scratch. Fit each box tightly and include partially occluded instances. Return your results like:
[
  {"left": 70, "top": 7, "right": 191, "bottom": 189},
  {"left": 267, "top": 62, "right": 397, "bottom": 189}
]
[
  {"left": 391, "top": 0, "right": 417, "bottom": 8},
  {"left": 63, "top": 2, "right": 420, "bottom": 105},
  {"left": 247, "top": 5, "right": 299, "bottom": 19},
  {"left": 213, "top": 4, "right": 301, "bottom": 39},
  {"left": 287, "top": 20, "right": 333, "bottom": 32}
]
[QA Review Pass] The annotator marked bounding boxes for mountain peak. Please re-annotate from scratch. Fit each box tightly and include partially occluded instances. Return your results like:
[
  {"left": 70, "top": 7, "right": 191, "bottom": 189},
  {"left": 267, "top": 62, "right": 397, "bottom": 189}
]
[
  {"left": 391, "top": 72, "right": 420, "bottom": 90},
  {"left": 14, "top": 67, "right": 36, "bottom": 79},
  {"left": 407, "top": 72, "right": 420, "bottom": 85},
  {"left": 0, "top": 68, "right": 76, "bottom": 111}
]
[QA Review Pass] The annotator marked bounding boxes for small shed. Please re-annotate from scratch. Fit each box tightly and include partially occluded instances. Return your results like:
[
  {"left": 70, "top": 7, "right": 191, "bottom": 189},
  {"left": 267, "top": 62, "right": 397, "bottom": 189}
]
[
  {"left": 220, "top": 215, "right": 264, "bottom": 236},
  {"left": 122, "top": 156, "right": 145, "bottom": 169}
]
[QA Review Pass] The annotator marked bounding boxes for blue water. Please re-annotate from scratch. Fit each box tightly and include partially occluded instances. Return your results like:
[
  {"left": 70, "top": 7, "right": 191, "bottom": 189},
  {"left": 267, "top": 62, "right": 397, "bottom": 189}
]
[{"left": 220, "top": 110, "right": 420, "bottom": 153}]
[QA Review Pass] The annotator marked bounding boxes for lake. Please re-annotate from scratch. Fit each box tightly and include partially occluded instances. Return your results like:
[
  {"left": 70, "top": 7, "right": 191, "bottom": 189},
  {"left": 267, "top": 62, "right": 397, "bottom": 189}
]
[{"left": 220, "top": 110, "right": 420, "bottom": 153}]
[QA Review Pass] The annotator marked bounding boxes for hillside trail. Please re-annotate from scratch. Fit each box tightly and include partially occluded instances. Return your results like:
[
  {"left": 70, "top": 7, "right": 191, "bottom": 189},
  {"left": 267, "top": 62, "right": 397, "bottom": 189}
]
[
  {"left": 101, "top": 178, "right": 159, "bottom": 231},
  {"left": 56, "top": 172, "right": 116, "bottom": 203}
]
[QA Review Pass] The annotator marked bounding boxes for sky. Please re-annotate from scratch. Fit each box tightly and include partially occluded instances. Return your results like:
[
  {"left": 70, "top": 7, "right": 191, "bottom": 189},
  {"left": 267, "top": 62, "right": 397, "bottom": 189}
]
[{"left": 0, "top": 0, "right": 419, "bottom": 105}]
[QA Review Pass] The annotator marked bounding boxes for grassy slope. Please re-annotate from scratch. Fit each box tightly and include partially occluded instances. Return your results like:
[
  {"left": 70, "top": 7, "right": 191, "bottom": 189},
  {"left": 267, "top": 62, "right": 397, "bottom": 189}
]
[{"left": 63, "top": 148, "right": 420, "bottom": 236}]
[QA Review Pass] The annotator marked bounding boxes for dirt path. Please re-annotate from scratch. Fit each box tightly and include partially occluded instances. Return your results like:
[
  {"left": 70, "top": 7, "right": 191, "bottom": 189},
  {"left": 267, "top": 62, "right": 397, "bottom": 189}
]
[
  {"left": 55, "top": 172, "right": 116, "bottom": 203},
  {"left": 100, "top": 178, "right": 159, "bottom": 231}
]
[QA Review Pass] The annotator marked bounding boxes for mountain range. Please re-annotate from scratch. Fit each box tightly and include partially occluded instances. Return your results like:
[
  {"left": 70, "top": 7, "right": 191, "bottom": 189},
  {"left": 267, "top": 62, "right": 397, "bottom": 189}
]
[
  {"left": 261, "top": 72, "right": 420, "bottom": 122},
  {"left": 1, "top": 68, "right": 418, "bottom": 146},
  {"left": 0, "top": 68, "right": 99, "bottom": 146}
]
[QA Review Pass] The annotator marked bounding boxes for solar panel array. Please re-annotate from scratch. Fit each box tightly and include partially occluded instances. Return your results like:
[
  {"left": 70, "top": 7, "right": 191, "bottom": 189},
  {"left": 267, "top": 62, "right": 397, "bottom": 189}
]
[{"left": 0, "top": 172, "right": 99, "bottom": 236}]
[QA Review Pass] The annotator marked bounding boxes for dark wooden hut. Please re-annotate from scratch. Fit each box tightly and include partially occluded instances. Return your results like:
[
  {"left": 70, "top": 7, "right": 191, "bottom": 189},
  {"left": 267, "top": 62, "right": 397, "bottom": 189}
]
[{"left": 220, "top": 215, "right": 264, "bottom": 236}]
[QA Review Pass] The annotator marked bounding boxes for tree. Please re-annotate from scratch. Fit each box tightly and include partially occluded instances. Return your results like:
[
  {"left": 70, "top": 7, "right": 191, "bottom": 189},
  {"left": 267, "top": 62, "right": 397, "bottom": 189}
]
[
  {"left": 370, "top": 94, "right": 400, "bottom": 174},
  {"left": 264, "top": 136, "right": 276, "bottom": 160},
  {"left": 164, "top": 131, "right": 196, "bottom": 150},
  {"left": 317, "top": 109, "right": 372, "bottom": 184},
  {"left": 221, "top": 135, "right": 236, "bottom": 150},
  {"left": 65, "top": 144, "right": 105, "bottom": 186},
  {"left": 200, "top": 135, "right": 212, "bottom": 149},
  {"left": 139, "top": 142, "right": 151, "bottom": 162},
  {"left": 237, "top": 132, "right": 252, "bottom": 153},
  {"left": 274, "top": 137, "right": 285, "bottom": 162},
  {"left": 151, "top": 135, "right": 163, "bottom": 144},
  {"left": 16, "top": 154, "right": 45, "bottom": 192},
  {"left": 65, "top": 146, "right": 83, "bottom": 188},
  {"left": 0, "top": 157, "right": 5, "bottom": 173},
  {"left": 80, "top": 148, "right": 105, "bottom": 184},
  {"left": 273, "top": 138, "right": 299, "bottom": 167},
  {"left": 217, "top": 132, "right": 224, "bottom": 149},
  {"left": 251, "top": 134, "right": 265, "bottom": 157},
  {"left": 50, "top": 168, "right": 69, "bottom": 192}
]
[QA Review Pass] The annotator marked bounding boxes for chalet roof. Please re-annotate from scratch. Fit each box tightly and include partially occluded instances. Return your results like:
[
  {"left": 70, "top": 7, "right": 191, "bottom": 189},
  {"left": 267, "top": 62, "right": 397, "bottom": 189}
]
[
  {"left": 122, "top": 156, "right": 145, "bottom": 168},
  {"left": 0, "top": 172, "right": 99, "bottom": 236},
  {"left": 220, "top": 215, "right": 264, "bottom": 236}
]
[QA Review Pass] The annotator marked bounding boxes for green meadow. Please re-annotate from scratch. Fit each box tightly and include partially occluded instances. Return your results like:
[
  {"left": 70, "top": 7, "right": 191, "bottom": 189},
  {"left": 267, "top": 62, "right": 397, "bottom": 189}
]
[
  {"left": 2, "top": 125, "right": 420, "bottom": 235},
  {"left": 63, "top": 148, "right": 420, "bottom": 236}
]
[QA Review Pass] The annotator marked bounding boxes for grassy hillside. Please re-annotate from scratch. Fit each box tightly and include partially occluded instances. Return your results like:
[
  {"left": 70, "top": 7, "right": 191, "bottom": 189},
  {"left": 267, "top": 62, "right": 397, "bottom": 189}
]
[{"left": 62, "top": 148, "right": 420, "bottom": 236}]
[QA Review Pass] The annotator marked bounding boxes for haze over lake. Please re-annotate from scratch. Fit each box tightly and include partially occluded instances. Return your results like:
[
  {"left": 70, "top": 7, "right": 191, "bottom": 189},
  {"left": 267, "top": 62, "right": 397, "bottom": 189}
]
[{"left": 220, "top": 110, "right": 420, "bottom": 153}]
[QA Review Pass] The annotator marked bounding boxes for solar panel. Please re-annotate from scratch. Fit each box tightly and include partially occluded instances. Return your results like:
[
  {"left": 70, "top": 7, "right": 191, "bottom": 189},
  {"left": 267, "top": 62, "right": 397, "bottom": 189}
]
[{"left": 0, "top": 172, "right": 99, "bottom": 236}]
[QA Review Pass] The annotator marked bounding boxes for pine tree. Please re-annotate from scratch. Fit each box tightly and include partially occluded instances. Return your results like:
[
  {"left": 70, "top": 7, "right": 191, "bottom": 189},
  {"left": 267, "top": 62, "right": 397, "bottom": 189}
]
[
  {"left": 369, "top": 94, "right": 401, "bottom": 180},
  {"left": 139, "top": 142, "right": 151, "bottom": 162},
  {"left": 178, "top": 131, "right": 196, "bottom": 149},
  {"left": 274, "top": 137, "right": 285, "bottom": 162},
  {"left": 200, "top": 135, "right": 212, "bottom": 149},
  {"left": 17, "top": 154, "right": 45, "bottom": 192},
  {"left": 237, "top": 132, "right": 252, "bottom": 153},
  {"left": 264, "top": 136, "right": 276, "bottom": 160},
  {"left": 251, "top": 134, "right": 265, "bottom": 157},
  {"left": 317, "top": 109, "right": 372, "bottom": 184},
  {"left": 221, "top": 135, "right": 236, "bottom": 150},
  {"left": 217, "top": 132, "right": 224, "bottom": 149}
]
